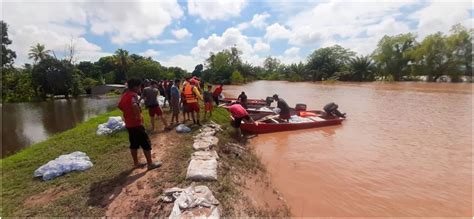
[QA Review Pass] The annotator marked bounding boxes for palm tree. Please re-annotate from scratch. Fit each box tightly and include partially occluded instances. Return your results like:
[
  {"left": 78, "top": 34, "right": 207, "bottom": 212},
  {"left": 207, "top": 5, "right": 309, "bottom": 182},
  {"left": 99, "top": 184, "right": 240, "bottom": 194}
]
[
  {"left": 349, "top": 55, "right": 376, "bottom": 81},
  {"left": 28, "top": 43, "right": 51, "bottom": 63},
  {"left": 113, "top": 49, "right": 131, "bottom": 83}
]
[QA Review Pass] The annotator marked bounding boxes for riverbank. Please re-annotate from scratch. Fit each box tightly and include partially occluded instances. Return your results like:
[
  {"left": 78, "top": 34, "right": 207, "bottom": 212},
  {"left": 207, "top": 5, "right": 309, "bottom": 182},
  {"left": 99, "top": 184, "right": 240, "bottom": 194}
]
[{"left": 1, "top": 106, "right": 289, "bottom": 216}]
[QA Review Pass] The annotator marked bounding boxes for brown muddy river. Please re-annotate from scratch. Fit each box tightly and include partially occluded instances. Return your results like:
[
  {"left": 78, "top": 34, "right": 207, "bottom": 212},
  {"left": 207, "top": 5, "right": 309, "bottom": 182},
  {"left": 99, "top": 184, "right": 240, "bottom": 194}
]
[{"left": 224, "top": 81, "right": 472, "bottom": 217}]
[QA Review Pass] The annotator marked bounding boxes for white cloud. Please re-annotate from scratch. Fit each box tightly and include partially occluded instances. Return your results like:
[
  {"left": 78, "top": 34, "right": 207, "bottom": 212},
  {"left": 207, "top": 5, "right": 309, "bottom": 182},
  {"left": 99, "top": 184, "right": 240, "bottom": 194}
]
[
  {"left": 187, "top": 0, "right": 247, "bottom": 20},
  {"left": 172, "top": 28, "right": 192, "bottom": 39},
  {"left": 284, "top": 47, "right": 300, "bottom": 56},
  {"left": 139, "top": 49, "right": 160, "bottom": 58},
  {"left": 253, "top": 40, "right": 271, "bottom": 52},
  {"left": 3, "top": 1, "right": 183, "bottom": 65},
  {"left": 265, "top": 23, "right": 292, "bottom": 41},
  {"left": 191, "top": 27, "right": 254, "bottom": 58},
  {"left": 86, "top": 1, "right": 183, "bottom": 44},
  {"left": 410, "top": 1, "right": 472, "bottom": 39},
  {"left": 236, "top": 22, "right": 250, "bottom": 30},
  {"left": 250, "top": 12, "right": 271, "bottom": 29},
  {"left": 148, "top": 39, "right": 179, "bottom": 45},
  {"left": 160, "top": 55, "right": 202, "bottom": 72}
]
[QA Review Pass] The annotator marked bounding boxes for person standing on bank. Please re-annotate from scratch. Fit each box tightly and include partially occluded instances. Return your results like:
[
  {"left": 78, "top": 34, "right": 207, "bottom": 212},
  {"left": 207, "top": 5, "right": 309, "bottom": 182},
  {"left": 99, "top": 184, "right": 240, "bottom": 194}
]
[
  {"left": 118, "top": 78, "right": 161, "bottom": 170},
  {"left": 170, "top": 79, "right": 181, "bottom": 124},
  {"left": 183, "top": 79, "right": 203, "bottom": 125},
  {"left": 212, "top": 84, "right": 223, "bottom": 106},
  {"left": 142, "top": 81, "right": 169, "bottom": 132}
]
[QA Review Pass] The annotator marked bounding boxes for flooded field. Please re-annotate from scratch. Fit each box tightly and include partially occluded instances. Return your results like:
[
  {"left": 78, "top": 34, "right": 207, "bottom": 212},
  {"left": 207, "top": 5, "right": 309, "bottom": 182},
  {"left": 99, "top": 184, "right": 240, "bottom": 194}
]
[
  {"left": 1, "top": 96, "right": 119, "bottom": 157},
  {"left": 224, "top": 81, "right": 472, "bottom": 217}
]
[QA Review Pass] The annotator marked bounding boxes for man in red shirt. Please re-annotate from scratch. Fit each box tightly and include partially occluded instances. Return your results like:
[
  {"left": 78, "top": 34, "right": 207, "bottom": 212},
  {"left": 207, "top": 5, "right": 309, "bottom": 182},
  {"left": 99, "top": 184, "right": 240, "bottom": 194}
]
[
  {"left": 212, "top": 84, "right": 223, "bottom": 106},
  {"left": 118, "top": 78, "right": 161, "bottom": 170},
  {"left": 226, "top": 103, "right": 256, "bottom": 139}
]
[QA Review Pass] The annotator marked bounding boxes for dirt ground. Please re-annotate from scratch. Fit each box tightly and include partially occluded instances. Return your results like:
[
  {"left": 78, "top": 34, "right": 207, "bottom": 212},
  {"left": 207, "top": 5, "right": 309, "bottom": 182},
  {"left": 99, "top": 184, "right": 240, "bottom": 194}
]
[{"left": 99, "top": 123, "right": 289, "bottom": 217}]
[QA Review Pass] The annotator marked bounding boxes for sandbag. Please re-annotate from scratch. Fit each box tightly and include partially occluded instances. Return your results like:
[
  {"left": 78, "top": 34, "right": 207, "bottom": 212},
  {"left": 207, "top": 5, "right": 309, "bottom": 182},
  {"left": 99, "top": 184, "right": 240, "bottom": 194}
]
[
  {"left": 176, "top": 124, "right": 191, "bottom": 133},
  {"left": 186, "top": 159, "right": 218, "bottom": 181},
  {"left": 163, "top": 184, "right": 220, "bottom": 219},
  {"left": 192, "top": 136, "right": 219, "bottom": 150},
  {"left": 191, "top": 150, "right": 219, "bottom": 160},
  {"left": 34, "top": 151, "right": 93, "bottom": 181},
  {"left": 96, "top": 116, "right": 125, "bottom": 135}
]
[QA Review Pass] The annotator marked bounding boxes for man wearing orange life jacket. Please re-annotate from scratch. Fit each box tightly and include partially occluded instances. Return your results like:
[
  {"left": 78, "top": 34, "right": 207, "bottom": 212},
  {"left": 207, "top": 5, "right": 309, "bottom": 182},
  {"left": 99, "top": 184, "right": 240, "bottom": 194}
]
[{"left": 183, "top": 78, "right": 203, "bottom": 125}]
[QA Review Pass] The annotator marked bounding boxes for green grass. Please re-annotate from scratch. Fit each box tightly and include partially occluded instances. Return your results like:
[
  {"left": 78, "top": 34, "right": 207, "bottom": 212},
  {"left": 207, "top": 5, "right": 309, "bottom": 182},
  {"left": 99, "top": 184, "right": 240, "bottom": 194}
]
[
  {"left": 0, "top": 110, "right": 136, "bottom": 216},
  {"left": 1, "top": 104, "right": 288, "bottom": 217}
]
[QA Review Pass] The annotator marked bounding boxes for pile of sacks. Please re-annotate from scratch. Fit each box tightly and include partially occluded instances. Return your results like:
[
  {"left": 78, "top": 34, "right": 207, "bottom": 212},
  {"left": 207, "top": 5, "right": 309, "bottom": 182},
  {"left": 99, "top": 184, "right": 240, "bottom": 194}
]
[
  {"left": 186, "top": 123, "right": 221, "bottom": 181},
  {"left": 289, "top": 115, "right": 314, "bottom": 124},
  {"left": 96, "top": 116, "right": 125, "bottom": 135},
  {"left": 34, "top": 151, "right": 93, "bottom": 181},
  {"left": 160, "top": 184, "right": 220, "bottom": 218}
]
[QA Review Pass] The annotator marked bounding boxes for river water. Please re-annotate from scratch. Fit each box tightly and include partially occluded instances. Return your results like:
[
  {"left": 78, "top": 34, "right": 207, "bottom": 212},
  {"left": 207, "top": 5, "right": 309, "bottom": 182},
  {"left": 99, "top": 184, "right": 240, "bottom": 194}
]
[
  {"left": 224, "top": 81, "right": 472, "bottom": 217},
  {"left": 1, "top": 96, "right": 119, "bottom": 158}
]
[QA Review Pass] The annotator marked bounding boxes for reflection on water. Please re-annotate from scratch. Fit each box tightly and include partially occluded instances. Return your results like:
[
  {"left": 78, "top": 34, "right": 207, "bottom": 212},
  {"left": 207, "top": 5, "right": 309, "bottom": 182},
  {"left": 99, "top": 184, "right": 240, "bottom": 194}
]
[
  {"left": 1, "top": 96, "right": 119, "bottom": 157},
  {"left": 224, "top": 81, "right": 472, "bottom": 217}
]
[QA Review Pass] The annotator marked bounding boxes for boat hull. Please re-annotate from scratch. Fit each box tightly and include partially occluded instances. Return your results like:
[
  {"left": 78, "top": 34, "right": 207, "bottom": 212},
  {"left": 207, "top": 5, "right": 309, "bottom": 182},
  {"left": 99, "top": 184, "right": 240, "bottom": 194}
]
[{"left": 240, "top": 116, "right": 344, "bottom": 134}]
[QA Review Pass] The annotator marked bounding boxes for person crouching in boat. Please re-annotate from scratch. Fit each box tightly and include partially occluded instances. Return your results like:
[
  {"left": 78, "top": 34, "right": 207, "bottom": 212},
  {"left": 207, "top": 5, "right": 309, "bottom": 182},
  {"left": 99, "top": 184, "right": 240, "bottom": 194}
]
[
  {"left": 272, "top": 94, "right": 291, "bottom": 122},
  {"left": 237, "top": 91, "right": 248, "bottom": 109},
  {"left": 226, "top": 103, "right": 256, "bottom": 139}
]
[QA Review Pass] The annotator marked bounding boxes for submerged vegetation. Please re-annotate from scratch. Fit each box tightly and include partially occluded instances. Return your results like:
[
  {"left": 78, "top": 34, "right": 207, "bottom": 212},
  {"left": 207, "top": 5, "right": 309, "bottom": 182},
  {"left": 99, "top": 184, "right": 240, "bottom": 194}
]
[{"left": 2, "top": 20, "right": 472, "bottom": 103}]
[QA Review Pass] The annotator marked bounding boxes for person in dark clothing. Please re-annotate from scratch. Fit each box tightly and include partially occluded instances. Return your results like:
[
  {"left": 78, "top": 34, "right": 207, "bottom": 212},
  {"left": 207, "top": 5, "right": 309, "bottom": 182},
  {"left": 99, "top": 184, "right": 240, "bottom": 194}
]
[
  {"left": 265, "top": 96, "right": 274, "bottom": 106},
  {"left": 272, "top": 94, "right": 291, "bottom": 122},
  {"left": 323, "top": 102, "right": 346, "bottom": 118},
  {"left": 237, "top": 91, "right": 248, "bottom": 109}
]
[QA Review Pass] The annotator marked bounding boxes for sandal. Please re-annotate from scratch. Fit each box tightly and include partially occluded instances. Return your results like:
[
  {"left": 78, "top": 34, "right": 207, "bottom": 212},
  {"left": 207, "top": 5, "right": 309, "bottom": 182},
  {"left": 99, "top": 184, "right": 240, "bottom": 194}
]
[
  {"left": 147, "top": 161, "right": 162, "bottom": 171},
  {"left": 134, "top": 163, "right": 147, "bottom": 169}
]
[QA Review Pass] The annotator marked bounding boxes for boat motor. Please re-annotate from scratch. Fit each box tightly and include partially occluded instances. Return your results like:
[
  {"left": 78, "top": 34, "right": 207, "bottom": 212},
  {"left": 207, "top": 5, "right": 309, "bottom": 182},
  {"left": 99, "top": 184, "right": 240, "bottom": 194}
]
[
  {"left": 295, "top": 103, "right": 307, "bottom": 111},
  {"left": 323, "top": 102, "right": 346, "bottom": 118}
]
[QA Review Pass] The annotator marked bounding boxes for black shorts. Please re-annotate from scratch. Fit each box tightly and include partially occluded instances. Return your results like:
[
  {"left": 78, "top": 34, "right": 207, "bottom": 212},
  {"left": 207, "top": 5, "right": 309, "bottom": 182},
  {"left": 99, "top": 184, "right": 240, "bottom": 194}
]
[
  {"left": 232, "top": 115, "right": 250, "bottom": 128},
  {"left": 127, "top": 126, "right": 151, "bottom": 150}
]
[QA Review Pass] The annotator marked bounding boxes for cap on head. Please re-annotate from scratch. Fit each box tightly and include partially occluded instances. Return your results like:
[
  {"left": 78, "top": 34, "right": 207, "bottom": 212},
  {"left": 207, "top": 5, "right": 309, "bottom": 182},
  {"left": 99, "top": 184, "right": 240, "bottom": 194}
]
[{"left": 272, "top": 94, "right": 279, "bottom": 99}]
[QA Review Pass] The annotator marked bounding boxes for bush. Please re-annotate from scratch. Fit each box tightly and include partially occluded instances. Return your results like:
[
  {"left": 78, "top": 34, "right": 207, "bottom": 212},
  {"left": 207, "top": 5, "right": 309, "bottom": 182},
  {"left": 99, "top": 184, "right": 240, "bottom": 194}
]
[{"left": 230, "top": 70, "right": 244, "bottom": 84}]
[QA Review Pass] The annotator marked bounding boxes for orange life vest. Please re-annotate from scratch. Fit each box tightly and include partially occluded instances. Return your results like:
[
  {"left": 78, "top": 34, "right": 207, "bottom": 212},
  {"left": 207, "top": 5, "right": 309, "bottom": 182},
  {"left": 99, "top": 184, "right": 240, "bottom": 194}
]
[{"left": 183, "top": 84, "right": 197, "bottom": 103}]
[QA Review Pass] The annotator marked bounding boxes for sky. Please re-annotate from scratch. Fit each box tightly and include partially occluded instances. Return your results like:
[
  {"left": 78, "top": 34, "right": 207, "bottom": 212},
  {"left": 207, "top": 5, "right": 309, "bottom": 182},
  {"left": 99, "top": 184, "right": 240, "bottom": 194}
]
[{"left": 2, "top": 0, "right": 473, "bottom": 72}]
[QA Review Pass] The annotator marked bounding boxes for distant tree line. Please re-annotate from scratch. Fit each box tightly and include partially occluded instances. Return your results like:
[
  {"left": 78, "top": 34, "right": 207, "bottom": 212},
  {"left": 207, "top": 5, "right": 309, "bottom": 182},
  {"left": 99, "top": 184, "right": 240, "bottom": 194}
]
[
  {"left": 1, "top": 21, "right": 187, "bottom": 102},
  {"left": 1, "top": 20, "right": 472, "bottom": 103},
  {"left": 202, "top": 24, "right": 472, "bottom": 84}
]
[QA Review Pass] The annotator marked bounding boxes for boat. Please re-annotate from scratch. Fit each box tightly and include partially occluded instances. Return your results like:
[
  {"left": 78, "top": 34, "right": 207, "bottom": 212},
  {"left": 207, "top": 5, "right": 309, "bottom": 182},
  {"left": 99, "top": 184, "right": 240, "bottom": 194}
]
[
  {"left": 220, "top": 97, "right": 268, "bottom": 108},
  {"left": 239, "top": 110, "right": 345, "bottom": 134}
]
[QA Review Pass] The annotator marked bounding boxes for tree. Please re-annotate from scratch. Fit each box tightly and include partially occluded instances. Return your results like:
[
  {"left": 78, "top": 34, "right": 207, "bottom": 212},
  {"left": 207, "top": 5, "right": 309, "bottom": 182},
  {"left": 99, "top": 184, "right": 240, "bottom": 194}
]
[
  {"left": 28, "top": 43, "right": 51, "bottom": 63},
  {"left": 307, "top": 45, "right": 355, "bottom": 81},
  {"left": 192, "top": 64, "right": 203, "bottom": 78},
  {"left": 1, "top": 21, "right": 17, "bottom": 67},
  {"left": 446, "top": 24, "right": 473, "bottom": 78},
  {"left": 263, "top": 56, "right": 281, "bottom": 74},
  {"left": 32, "top": 57, "right": 75, "bottom": 98},
  {"left": 127, "top": 58, "right": 164, "bottom": 80},
  {"left": 113, "top": 48, "right": 131, "bottom": 83},
  {"left": 2, "top": 67, "right": 35, "bottom": 102},
  {"left": 411, "top": 32, "right": 455, "bottom": 82},
  {"left": 372, "top": 33, "right": 416, "bottom": 81},
  {"left": 230, "top": 70, "right": 244, "bottom": 84},
  {"left": 77, "top": 61, "right": 102, "bottom": 80},
  {"left": 348, "top": 55, "right": 376, "bottom": 81}
]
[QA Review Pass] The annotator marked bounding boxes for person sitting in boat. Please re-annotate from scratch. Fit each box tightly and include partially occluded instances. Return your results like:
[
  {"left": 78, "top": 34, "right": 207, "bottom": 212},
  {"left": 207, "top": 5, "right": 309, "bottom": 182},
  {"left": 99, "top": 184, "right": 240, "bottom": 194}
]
[
  {"left": 265, "top": 96, "right": 274, "bottom": 106},
  {"left": 226, "top": 103, "right": 256, "bottom": 139},
  {"left": 272, "top": 94, "right": 291, "bottom": 122},
  {"left": 237, "top": 91, "right": 248, "bottom": 109}
]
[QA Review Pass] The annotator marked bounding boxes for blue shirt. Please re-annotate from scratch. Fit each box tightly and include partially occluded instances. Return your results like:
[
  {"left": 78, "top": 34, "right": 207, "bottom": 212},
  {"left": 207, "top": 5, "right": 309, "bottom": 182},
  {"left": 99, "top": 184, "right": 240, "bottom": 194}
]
[{"left": 170, "top": 85, "right": 180, "bottom": 101}]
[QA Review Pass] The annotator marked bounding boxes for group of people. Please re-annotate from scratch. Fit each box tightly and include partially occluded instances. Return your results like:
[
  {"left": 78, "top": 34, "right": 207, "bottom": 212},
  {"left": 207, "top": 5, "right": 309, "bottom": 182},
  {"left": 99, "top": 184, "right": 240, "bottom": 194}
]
[{"left": 118, "top": 77, "right": 224, "bottom": 170}]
